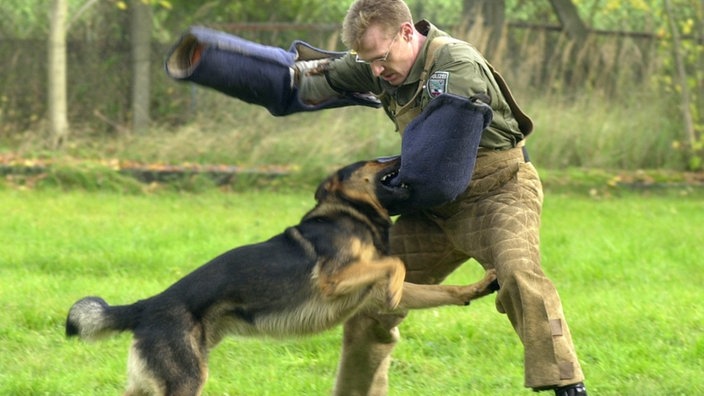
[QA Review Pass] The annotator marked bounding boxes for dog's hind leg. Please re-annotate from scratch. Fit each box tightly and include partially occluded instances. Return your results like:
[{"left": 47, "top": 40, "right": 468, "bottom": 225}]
[
  {"left": 125, "top": 340, "right": 165, "bottom": 396},
  {"left": 125, "top": 329, "right": 208, "bottom": 396}
]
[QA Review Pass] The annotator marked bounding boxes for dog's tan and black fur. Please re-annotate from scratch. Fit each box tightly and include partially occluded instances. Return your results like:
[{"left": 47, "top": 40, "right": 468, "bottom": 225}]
[{"left": 66, "top": 158, "right": 497, "bottom": 396}]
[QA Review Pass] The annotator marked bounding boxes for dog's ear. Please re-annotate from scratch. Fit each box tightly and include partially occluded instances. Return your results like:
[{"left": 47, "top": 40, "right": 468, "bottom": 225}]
[
  {"left": 314, "top": 175, "right": 337, "bottom": 202},
  {"left": 316, "top": 162, "right": 363, "bottom": 202}
]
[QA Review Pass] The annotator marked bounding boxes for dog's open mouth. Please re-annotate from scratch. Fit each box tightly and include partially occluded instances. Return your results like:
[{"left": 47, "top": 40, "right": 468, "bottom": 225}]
[
  {"left": 380, "top": 169, "right": 398, "bottom": 184},
  {"left": 380, "top": 169, "right": 408, "bottom": 189}
]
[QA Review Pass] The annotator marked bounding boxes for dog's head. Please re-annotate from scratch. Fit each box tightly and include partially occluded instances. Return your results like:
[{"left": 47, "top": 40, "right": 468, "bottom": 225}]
[{"left": 314, "top": 157, "right": 410, "bottom": 218}]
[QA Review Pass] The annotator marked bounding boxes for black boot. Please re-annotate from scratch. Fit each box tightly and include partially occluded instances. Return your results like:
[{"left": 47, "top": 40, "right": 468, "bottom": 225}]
[{"left": 554, "top": 382, "right": 587, "bottom": 396}]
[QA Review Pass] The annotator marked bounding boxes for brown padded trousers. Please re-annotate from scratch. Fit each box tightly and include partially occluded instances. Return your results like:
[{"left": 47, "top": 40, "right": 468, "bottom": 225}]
[{"left": 333, "top": 146, "right": 584, "bottom": 395}]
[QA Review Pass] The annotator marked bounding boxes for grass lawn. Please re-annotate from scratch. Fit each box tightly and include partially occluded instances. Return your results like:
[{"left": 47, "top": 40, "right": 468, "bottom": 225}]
[{"left": 1, "top": 186, "right": 702, "bottom": 395}]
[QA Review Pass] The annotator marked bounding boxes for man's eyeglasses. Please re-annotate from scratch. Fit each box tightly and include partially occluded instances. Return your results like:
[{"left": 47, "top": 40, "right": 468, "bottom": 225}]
[{"left": 355, "top": 33, "right": 399, "bottom": 65}]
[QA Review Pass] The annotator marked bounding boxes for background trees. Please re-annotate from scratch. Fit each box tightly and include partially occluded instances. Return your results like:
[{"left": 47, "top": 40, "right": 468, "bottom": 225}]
[{"left": 1, "top": 0, "right": 702, "bottom": 170}]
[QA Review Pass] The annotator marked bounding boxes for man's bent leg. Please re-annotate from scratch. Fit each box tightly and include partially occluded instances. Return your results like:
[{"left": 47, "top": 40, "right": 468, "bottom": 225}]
[
  {"left": 497, "top": 163, "right": 584, "bottom": 389},
  {"left": 452, "top": 161, "right": 585, "bottom": 389},
  {"left": 332, "top": 211, "right": 469, "bottom": 396},
  {"left": 333, "top": 312, "right": 405, "bottom": 396}
]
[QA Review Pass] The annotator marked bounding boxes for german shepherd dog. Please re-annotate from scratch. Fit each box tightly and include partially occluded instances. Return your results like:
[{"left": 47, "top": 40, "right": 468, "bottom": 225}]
[{"left": 66, "top": 157, "right": 497, "bottom": 396}]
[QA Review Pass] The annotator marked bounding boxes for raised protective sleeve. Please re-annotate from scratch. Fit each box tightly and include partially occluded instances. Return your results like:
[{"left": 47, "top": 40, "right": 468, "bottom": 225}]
[{"left": 164, "top": 26, "right": 380, "bottom": 116}]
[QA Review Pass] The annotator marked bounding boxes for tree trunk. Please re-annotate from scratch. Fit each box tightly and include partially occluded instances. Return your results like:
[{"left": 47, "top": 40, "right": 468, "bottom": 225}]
[
  {"left": 131, "top": 0, "right": 152, "bottom": 134},
  {"left": 664, "top": 0, "right": 696, "bottom": 151},
  {"left": 462, "top": 0, "right": 505, "bottom": 60},
  {"left": 48, "top": 0, "right": 69, "bottom": 149},
  {"left": 548, "top": 0, "right": 588, "bottom": 42},
  {"left": 548, "top": 0, "right": 590, "bottom": 87}
]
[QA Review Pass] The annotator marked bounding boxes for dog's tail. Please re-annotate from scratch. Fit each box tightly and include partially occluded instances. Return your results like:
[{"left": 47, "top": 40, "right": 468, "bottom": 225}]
[{"left": 66, "top": 296, "right": 142, "bottom": 341}]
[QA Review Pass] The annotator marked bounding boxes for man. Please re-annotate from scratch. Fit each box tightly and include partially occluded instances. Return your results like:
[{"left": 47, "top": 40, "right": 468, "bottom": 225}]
[{"left": 165, "top": 1, "right": 588, "bottom": 395}]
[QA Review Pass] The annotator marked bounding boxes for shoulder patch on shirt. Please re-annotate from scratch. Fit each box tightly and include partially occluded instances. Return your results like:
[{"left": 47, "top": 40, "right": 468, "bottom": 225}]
[{"left": 427, "top": 71, "right": 449, "bottom": 98}]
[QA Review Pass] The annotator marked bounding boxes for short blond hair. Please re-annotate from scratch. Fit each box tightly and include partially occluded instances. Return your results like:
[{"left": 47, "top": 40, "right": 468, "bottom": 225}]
[{"left": 342, "top": 0, "right": 413, "bottom": 50}]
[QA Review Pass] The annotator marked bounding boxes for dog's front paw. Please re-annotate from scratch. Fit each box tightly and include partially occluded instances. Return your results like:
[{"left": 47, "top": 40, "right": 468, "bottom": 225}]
[
  {"left": 458, "top": 269, "right": 498, "bottom": 305},
  {"left": 458, "top": 287, "right": 479, "bottom": 306},
  {"left": 480, "top": 269, "right": 498, "bottom": 293}
]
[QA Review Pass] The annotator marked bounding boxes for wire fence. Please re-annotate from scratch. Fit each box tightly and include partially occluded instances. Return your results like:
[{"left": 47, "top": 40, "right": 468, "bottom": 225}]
[{"left": 0, "top": 22, "right": 670, "bottom": 134}]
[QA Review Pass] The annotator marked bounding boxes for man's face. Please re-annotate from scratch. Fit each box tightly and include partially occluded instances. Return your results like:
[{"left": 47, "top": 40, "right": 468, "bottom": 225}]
[{"left": 355, "top": 23, "right": 415, "bottom": 86}]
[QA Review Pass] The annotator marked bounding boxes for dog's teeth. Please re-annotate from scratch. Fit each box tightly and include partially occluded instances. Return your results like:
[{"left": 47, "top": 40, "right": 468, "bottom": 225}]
[{"left": 381, "top": 170, "right": 400, "bottom": 184}]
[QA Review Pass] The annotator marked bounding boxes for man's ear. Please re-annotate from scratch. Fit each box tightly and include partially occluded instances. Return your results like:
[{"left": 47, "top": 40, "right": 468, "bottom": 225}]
[{"left": 400, "top": 21, "right": 414, "bottom": 41}]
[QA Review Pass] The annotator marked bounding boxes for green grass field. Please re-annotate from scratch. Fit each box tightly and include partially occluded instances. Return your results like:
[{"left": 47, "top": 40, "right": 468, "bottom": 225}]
[{"left": 1, "top": 186, "right": 702, "bottom": 395}]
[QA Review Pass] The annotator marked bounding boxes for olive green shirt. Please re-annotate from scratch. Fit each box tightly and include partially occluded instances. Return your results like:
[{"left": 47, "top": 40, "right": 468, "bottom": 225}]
[{"left": 301, "top": 20, "right": 526, "bottom": 150}]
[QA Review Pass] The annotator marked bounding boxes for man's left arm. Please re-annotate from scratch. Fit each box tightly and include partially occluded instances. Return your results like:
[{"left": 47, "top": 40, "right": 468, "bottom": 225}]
[
  {"left": 386, "top": 92, "right": 492, "bottom": 214},
  {"left": 385, "top": 44, "right": 494, "bottom": 213}
]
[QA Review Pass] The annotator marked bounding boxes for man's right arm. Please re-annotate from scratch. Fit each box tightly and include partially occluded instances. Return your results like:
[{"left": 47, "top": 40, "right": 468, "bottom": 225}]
[
  {"left": 296, "top": 53, "right": 382, "bottom": 106},
  {"left": 164, "top": 26, "right": 381, "bottom": 116}
]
